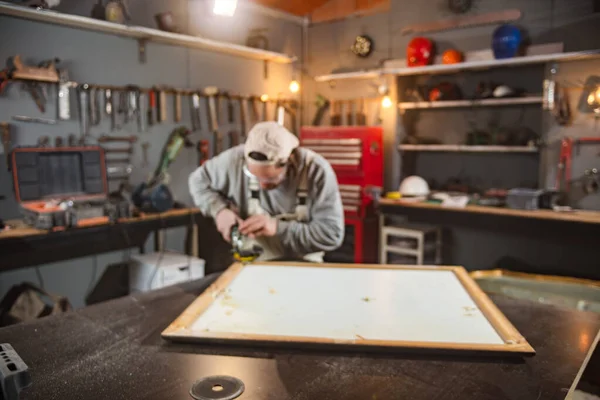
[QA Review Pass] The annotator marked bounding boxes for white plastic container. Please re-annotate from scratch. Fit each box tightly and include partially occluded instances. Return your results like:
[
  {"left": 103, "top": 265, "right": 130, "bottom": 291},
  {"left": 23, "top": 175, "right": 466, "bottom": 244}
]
[{"left": 129, "top": 252, "right": 205, "bottom": 292}]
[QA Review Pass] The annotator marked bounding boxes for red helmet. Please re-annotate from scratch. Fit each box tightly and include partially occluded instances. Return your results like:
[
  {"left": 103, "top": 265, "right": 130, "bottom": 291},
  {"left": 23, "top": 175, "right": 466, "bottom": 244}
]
[{"left": 407, "top": 37, "right": 434, "bottom": 67}]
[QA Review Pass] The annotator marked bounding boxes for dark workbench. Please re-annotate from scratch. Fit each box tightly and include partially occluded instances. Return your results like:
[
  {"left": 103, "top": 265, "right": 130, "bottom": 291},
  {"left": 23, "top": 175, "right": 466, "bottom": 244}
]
[
  {"left": 0, "top": 208, "right": 202, "bottom": 272},
  {"left": 0, "top": 274, "right": 598, "bottom": 400}
]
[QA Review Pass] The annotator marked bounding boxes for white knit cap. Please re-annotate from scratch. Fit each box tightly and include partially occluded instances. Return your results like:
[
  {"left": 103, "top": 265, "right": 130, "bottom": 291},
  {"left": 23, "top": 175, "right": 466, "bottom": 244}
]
[{"left": 244, "top": 121, "right": 299, "bottom": 165}]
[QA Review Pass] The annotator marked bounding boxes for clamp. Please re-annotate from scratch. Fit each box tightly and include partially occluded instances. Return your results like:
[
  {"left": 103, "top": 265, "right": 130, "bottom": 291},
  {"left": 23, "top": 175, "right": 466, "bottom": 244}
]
[{"left": 556, "top": 138, "right": 573, "bottom": 191}]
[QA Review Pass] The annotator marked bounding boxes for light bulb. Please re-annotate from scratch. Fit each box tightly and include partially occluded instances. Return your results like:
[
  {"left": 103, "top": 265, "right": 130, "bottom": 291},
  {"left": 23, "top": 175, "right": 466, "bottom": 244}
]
[
  {"left": 260, "top": 94, "right": 269, "bottom": 102},
  {"left": 289, "top": 80, "right": 300, "bottom": 93},
  {"left": 213, "top": 0, "right": 237, "bottom": 16},
  {"left": 381, "top": 95, "right": 392, "bottom": 109}
]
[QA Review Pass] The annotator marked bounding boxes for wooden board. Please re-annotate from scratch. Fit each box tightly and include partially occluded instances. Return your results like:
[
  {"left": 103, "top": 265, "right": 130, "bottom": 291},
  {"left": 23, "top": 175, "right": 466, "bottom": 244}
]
[
  {"left": 400, "top": 9, "right": 521, "bottom": 35},
  {"left": 162, "top": 262, "right": 535, "bottom": 354}
]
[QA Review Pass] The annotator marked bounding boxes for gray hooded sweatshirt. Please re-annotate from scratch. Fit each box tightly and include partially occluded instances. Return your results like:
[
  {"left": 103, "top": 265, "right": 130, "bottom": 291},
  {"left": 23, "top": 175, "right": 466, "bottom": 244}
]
[{"left": 188, "top": 145, "right": 345, "bottom": 259}]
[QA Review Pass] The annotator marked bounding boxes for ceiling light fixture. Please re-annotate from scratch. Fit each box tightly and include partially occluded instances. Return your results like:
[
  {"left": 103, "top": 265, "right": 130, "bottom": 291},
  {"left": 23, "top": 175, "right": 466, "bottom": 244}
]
[{"left": 213, "top": 0, "right": 238, "bottom": 17}]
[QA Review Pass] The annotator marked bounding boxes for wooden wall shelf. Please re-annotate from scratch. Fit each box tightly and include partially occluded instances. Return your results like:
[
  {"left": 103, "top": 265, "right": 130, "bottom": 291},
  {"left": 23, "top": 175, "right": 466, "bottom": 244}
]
[
  {"left": 314, "top": 47, "right": 600, "bottom": 82},
  {"left": 398, "top": 96, "right": 543, "bottom": 110},
  {"left": 0, "top": 1, "right": 296, "bottom": 64},
  {"left": 398, "top": 144, "right": 539, "bottom": 153}
]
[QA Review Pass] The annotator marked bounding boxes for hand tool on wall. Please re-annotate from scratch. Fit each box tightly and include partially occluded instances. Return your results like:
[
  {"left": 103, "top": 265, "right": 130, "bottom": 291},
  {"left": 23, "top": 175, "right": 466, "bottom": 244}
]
[
  {"left": 68, "top": 134, "right": 78, "bottom": 147},
  {"left": 174, "top": 92, "right": 182, "bottom": 123},
  {"left": 57, "top": 69, "right": 71, "bottom": 121},
  {"left": 7, "top": 55, "right": 59, "bottom": 82},
  {"left": 141, "top": 142, "right": 150, "bottom": 167},
  {"left": 90, "top": 87, "right": 100, "bottom": 125},
  {"left": 356, "top": 98, "right": 367, "bottom": 126},
  {"left": 107, "top": 164, "right": 133, "bottom": 176},
  {"left": 190, "top": 92, "right": 202, "bottom": 131},
  {"left": 249, "top": 96, "right": 260, "bottom": 124},
  {"left": 229, "top": 131, "right": 240, "bottom": 147},
  {"left": 77, "top": 84, "right": 90, "bottom": 139},
  {"left": 118, "top": 90, "right": 128, "bottom": 125},
  {"left": 275, "top": 98, "right": 285, "bottom": 125},
  {"left": 330, "top": 100, "right": 341, "bottom": 126},
  {"left": 226, "top": 93, "right": 235, "bottom": 123},
  {"left": 157, "top": 88, "right": 167, "bottom": 123},
  {"left": 554, "top": 85, "right": 571, "bottom": 126},
  {"left": 205, "top": 86, "right": 223, "bottom": 156},
  {"left": 197, "top": 140, "right": 209, "bottom": 166},
  {"left": 0, "top": 122, "right": 11, "bottom": 170},
  {"left": 37, "top": 136, "right": 50, "bottom": 147},
  {"left": 104, "top": 89, "right": 116, "bottom": 131},
  {"left": 22, "top": 81, "right": 47, "bottom": 113},
  {"left": 556, "top": 137, "right": 573, "bottom": 191},
  {"left": 98, "top": 134, "right": 138, "bottom": 144},
  {"left": 126, "top": 85, "right": 140, "bottom": 128},
  {"left": 346, "top": 99, "right": 354, "bottom": 126},
  {"left": 262, "top": 97, "right": 268, "bottom": 121},
  {"left": 147, "top": 90, "right": 156, "bottom": 126},
  {"left": 311, "top": 95, "right": 330, "bottom": 126},
  {"left": 239, "top": 96, "right": 249, "bottom": 140},
  {"left": 12, "top": 115, "right": 57, "bottom": 125},
  {"left": 138, "top": 92, "right": 148, "bottom": 132},
  {"left": 282, "top": 101, "right": 297, "bottom": 134}
]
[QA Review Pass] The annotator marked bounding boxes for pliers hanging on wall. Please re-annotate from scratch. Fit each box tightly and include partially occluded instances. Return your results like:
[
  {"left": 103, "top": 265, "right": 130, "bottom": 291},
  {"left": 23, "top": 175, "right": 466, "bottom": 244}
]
[{"left": 555, "top": 137, "right": 573, "bottom": 192}]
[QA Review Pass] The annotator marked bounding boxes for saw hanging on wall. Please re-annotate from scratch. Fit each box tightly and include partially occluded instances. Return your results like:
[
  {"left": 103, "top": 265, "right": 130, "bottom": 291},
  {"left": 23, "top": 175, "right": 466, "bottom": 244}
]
[{"left": 401, "top": 9, "right": 522, "bottom": 35}]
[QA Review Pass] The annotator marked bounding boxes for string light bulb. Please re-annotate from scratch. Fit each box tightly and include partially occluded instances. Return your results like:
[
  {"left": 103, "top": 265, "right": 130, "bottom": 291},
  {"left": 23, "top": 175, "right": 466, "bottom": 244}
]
[
  {"left": 260, "top": 94, "right": 269, "bottom": 102},
  {"left": 381, "top": 95, "right": 392, "bottom": 108},
  {"left": 289, "top": 80, "right": 300, "bottom": 93}
]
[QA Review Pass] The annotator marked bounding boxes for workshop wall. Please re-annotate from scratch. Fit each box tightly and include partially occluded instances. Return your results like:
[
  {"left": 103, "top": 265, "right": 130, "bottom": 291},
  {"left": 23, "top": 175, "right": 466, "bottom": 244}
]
[
  {"left": 0, "top": 0, "right": 301, "bottom": 308},
  {"left": 304, "top": 0, "right": 600, "bottom": 193},
  {"left": 303, "top": 0, "right": 600, "bottom": 275}
]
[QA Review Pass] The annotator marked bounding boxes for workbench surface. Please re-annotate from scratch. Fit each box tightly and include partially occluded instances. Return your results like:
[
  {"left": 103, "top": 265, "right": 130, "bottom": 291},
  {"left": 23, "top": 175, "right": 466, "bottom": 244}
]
[
  {"left": 1, "top": 274, "right": 598, "bottom": 400},
  {"left": 0, "top": 208, "right": 201, "bottom": 272},
  {"left": 379, "top": 198, "right": 600, "bottom": 225}
]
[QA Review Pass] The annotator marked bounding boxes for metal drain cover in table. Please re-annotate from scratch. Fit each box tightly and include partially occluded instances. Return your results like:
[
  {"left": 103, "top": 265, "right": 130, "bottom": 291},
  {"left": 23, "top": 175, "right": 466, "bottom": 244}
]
[{"left": 190, "top": 375, "right": 245, "bottom": 400}]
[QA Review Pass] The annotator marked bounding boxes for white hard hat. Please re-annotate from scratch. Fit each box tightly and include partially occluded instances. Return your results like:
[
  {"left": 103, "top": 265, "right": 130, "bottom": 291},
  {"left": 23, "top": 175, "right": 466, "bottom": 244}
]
[{"left": 399, "top": 176, "right": 430, "bottom": 197}]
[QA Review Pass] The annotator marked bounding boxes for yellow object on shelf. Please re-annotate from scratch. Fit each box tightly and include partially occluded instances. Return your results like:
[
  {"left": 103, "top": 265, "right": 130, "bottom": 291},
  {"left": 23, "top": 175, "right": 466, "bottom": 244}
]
[{"left": 385, "top": 191, "right": 402, "bottom": 199}]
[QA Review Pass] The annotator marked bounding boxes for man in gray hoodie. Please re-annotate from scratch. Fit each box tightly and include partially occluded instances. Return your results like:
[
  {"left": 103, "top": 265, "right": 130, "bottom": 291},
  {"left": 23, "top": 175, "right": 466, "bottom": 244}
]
[{"left": 188, "top": 121, "right": 344, "bottom": 262}]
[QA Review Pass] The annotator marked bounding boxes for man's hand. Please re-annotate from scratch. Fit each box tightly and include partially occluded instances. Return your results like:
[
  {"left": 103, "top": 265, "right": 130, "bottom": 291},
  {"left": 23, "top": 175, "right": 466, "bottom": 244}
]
[
  {"left": 215, "top": 208, "right": 242, "bottom": 243},
  {"left": 239, "top": 214, "right": 277, "bottom": 238}
]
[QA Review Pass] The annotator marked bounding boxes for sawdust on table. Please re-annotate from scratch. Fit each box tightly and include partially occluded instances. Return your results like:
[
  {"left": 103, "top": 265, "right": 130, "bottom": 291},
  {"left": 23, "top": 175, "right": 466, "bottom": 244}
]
[{"left": 362, "top": 297, "right": 374, "bottom": 302}]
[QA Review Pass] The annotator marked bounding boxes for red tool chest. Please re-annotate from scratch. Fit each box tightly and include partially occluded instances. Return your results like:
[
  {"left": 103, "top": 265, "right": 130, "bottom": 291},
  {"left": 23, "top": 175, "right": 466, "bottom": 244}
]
[{"left": 300, "top": 126, "right": 383, "bottom": 263}]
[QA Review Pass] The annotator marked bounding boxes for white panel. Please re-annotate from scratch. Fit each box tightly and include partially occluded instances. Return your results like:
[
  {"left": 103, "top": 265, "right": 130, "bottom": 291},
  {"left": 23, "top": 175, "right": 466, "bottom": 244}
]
[{"left": 189, "top": 265, "right": 504, "bottom": 345}]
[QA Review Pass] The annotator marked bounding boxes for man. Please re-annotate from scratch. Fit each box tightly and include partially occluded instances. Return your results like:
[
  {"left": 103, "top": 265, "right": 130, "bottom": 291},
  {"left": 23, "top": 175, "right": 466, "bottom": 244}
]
[{"left": 188, "top": 121, "right": 344, "bottom": 262}]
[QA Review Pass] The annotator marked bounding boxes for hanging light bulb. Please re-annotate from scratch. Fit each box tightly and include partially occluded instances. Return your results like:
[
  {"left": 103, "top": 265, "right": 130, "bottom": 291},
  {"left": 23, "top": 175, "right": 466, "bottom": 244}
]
[
  {"left": 381, "top": 95, "right": 392, "bottom": 108},
  {"left": 213, "top": 0, "right": 238, "bottom": 16},
  {"left": 289, "top": 80, "right": 300, "bottom": 93},
  {"left": 260, "top": 94, "right": 269, "bottom": 102}
]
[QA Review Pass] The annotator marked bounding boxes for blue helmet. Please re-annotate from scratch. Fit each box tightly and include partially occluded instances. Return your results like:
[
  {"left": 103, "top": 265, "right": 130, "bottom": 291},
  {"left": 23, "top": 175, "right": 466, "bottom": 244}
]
[{"left": 492, "top": 24, "right": 522, "bottom": 59}]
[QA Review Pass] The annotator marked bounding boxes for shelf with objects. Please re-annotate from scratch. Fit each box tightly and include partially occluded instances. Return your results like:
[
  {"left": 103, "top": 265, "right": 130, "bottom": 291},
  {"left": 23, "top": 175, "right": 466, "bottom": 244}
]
[
  {"left": 394, "top": 25, "right": 564, "bottom": 219},
  {"left": 0, "top": 1, "right": 296, "bottom": 64},
  {"left": 314, "top": 44, "right": 600, "bottom": 82}
]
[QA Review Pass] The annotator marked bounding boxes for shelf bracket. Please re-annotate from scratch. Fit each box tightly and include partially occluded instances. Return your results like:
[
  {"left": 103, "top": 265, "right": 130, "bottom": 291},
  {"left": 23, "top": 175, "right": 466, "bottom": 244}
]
[{"left": 138, "top": 38, "right": 148, "bottom": 64}]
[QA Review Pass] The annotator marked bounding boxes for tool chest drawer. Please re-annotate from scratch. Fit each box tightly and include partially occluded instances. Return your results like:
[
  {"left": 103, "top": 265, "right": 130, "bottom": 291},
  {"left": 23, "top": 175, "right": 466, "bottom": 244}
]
[{"left": 324, "top": 217, "right": 379, "bottom": 264}]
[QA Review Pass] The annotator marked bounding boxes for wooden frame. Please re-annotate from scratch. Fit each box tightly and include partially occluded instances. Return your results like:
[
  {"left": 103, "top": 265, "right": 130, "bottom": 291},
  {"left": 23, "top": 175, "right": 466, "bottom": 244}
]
[{"left": 161, "top": 262, "right": 535, "bottom": 355}]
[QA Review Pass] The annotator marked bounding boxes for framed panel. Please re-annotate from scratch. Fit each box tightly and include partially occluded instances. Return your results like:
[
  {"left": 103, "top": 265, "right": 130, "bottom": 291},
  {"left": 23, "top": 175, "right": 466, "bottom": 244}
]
[{"left": 162, "top": 262, "right": 535, "bottom": 354}]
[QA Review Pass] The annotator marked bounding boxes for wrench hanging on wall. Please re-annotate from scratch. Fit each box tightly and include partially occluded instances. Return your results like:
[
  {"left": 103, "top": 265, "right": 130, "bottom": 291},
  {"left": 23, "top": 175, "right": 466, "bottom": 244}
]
[{"left": 205, "top": 86, "right": 223, "bottom": 156}]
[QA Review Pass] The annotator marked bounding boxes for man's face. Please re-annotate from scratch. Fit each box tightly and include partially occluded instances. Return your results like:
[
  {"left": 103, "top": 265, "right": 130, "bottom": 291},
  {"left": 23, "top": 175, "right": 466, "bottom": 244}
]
[{"left": 247, "top": 163, "right": 287, "bottom": 190}]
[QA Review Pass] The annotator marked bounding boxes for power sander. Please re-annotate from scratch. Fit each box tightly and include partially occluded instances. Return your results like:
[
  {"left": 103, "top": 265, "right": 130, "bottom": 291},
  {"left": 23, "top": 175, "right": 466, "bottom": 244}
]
[{"left": 230, "top": 224, "right": 263, "bottom": 263}]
